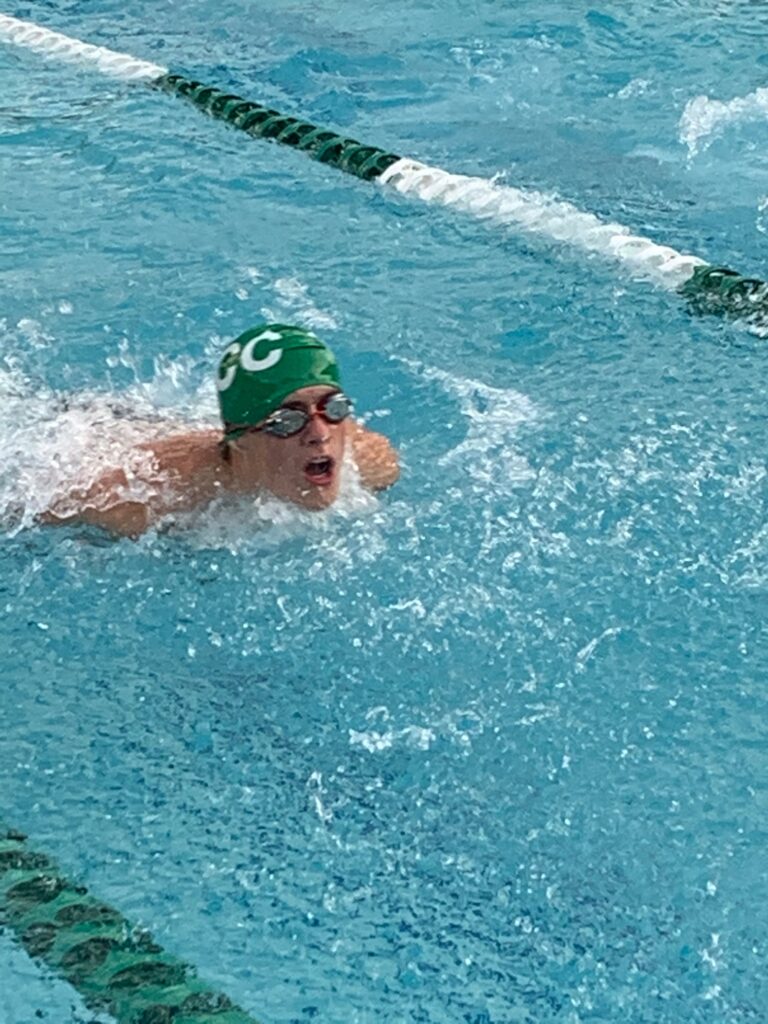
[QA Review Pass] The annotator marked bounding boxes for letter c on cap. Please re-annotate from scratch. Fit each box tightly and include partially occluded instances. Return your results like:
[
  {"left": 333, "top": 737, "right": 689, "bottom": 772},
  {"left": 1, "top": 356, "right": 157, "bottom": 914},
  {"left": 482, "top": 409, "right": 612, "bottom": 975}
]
[
  {"left": 241, "top": 330, "right": 284, "bottom": 373},
  {"left": 217, "top": 342, "right": 241, "bottom": 392}
]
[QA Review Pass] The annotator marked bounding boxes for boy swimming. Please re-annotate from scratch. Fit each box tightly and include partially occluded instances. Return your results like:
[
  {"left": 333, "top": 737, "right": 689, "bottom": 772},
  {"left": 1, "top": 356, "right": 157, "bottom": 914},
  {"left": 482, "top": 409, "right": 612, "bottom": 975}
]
[{"left": 42, "top": 324, "right": 399, "bottom": 536}]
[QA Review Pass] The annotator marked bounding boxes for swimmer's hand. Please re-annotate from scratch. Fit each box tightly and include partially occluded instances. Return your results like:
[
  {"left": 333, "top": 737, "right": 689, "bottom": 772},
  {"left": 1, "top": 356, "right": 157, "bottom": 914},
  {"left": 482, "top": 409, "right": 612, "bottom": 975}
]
[{"left": 348, "top": 422, "right": 399, "bottom": 491}]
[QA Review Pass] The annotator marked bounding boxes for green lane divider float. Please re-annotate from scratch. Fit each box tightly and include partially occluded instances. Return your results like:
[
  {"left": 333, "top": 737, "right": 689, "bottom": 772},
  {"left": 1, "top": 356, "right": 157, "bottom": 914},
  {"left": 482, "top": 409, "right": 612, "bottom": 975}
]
[
  {"left": 0, "top": 827, "right": 259, "bottom": 1024},
  {"left": 0, "top": 11, "right": 767, "bottom": 328},
  {"left": 678, "top": 264, "right": 768, "bottom": 317},
  {"left": 155, "top": 74, "right": 400, "bottom": 182}
]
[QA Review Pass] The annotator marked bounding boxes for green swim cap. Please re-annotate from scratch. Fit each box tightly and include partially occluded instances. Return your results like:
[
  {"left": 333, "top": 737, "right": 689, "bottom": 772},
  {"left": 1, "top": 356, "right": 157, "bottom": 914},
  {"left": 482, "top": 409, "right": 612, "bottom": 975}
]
[{"left": 217, "top": 324, "right": 341, "bottom": 438}]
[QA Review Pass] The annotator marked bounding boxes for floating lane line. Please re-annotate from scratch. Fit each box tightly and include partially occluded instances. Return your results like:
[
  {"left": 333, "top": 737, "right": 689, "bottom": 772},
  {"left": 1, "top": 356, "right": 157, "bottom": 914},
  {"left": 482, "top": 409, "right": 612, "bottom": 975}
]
[
  {"left": 1, "top": 11, "right": 767, "bottom": 325},
  {"left": 0, "top": 826, "right": 260, "bottom": 1024}
]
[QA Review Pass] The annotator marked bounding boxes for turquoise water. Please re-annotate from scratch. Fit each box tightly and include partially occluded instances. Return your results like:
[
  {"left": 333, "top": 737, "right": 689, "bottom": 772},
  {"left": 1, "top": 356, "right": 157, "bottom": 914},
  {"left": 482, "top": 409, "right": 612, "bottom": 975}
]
[{"left": 2, "top": 1, "right": 768, "bottom": 1021}]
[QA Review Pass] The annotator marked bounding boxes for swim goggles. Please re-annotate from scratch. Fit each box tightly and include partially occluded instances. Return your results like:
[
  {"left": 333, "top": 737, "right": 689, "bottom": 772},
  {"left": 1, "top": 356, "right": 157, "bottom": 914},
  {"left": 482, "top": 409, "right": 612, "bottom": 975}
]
[{"left": 227, "top": 391, "right": 353, "bottom": 440}]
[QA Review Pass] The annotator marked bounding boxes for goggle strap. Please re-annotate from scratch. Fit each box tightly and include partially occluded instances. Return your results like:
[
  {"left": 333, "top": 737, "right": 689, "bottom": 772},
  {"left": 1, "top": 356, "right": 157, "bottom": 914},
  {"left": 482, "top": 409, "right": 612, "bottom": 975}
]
[{"left": 223, "top": 424, "right": 249, "bottom": 441}]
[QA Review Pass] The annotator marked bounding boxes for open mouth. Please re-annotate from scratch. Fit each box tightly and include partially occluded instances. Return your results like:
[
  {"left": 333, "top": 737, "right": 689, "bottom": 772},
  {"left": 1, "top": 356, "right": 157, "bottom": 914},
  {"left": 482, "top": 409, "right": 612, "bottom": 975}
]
[{"left": 303, "top": 455, "right": 336, "bottom": 486}]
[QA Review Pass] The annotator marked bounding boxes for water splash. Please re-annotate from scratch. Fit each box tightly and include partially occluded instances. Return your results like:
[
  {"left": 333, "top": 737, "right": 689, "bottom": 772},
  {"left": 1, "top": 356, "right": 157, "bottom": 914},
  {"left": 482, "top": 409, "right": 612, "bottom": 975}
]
[
  {"left": 0, "top": 374, "right": 140, "bottom": 529},
  {"left": 176, "top": 452, "right": 380, "bottom": 552},
  {"left": 679, "top": 86, "right": 768, "bottom": 156},
  {"left": 414, "top": 360, "right": 538, "bottom": 492},
  {"left": 237, "top": 270, "right": 340, "bottom": 331},
  {"left": 0, "top": 336, "right": 212, "bottom": 534}
]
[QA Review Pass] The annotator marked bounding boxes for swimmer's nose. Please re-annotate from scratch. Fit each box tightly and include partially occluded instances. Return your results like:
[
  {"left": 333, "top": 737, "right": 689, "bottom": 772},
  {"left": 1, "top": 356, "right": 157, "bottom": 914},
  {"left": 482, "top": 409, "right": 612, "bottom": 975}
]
[{"left": 302, "top": 410, "right": 330, "bottom": 446}]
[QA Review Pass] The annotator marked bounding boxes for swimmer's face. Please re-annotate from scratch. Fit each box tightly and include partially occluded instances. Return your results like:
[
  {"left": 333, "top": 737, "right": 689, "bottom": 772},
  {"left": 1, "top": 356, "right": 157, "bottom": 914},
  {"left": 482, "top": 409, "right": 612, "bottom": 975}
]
[{"left": 238, "top": 385, "right": 348, "bottom": 510}]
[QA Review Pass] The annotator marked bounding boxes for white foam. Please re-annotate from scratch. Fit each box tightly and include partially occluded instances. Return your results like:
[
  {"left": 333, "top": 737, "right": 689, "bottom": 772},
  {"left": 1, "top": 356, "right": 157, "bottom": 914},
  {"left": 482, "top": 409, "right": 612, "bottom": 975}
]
[
  {"left": 0, "top": 374, "right": 183, "bottom": 534},
  {"left": 348, "top": 704, "right": 486, "bottom": 756},
  {"left": 407, "top": 360, "right": 538, "bottom": 491},
  {"left": 235, "top": 269, "right": 341, "bottom": 331},
  {"left": 755, "top": 196, "right": 768, "bottom": 240},
  {"left": 616, "top": 78, "right": 650, "bottom": 100},
  {"left": 175, "top": 451, "right": 380, "bottom": 552},
  {"left": 349, "top": 724, "right": 436, "bottom": 753},
  {"left": 267, "top": 277, "right": 340, "bottom": 331},
  {"left": 679, "top": 86, "right": 768, "bottom": 156},
  {"left": 0, "top": 335, "right": 221, "bottom": 535}
]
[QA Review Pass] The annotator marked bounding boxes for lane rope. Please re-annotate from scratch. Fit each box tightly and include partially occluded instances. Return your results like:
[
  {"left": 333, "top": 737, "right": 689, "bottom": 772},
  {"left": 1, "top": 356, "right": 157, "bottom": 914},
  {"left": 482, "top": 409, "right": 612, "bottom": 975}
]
[
  {"left": 2, "top": 11, "right": 767, "bottom": 324},
  {"left": 0, "top": 826, "right": 260, "bottom": 1024}
]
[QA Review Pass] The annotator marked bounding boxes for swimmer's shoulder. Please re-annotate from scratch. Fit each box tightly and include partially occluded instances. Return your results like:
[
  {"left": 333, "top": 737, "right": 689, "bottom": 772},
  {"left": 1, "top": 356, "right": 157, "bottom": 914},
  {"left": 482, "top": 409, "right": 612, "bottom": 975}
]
[
  {"left": 136, "top": 428, "right": 223, "bottom": 479},
  {"left": 347, "top": 420, "right": 399, "bottom": 491}
]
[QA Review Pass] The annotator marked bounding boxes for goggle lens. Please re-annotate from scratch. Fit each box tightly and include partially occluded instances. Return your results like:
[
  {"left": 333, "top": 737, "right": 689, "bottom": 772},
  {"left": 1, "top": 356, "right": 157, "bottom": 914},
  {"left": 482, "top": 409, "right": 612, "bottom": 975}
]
[{"left": 262, "top": 392, "right": 352, "bottom": 437}]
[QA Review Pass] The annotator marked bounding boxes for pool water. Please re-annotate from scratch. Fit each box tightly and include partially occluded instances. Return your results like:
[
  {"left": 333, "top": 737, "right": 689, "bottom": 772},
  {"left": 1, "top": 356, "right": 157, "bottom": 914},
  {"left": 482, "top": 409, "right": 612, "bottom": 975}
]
[{"left": 2, "top": 1, "right": 768, "bottom": 1021}]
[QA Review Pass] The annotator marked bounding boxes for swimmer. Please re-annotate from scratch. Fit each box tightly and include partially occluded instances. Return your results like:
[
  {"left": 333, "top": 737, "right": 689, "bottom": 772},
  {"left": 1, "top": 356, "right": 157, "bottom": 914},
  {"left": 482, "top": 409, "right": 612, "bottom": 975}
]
[{"left": 42, "top": 324, "right": 399, "bottom": 537}]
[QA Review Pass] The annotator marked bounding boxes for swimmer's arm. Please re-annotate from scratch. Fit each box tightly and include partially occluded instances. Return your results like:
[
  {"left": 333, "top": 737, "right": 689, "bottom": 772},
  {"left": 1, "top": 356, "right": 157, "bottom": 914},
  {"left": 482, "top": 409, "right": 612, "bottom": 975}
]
[
  {"left": 348, "top": 422, "right": 399, "bottom": 491},
  {"left": 40, "top": 500, "right": 152, "bottom": 538},
  {"left": 39, "top": 468, "right": 154, "bottom": 538},
  {"left": 39, "top": 432, "right": 220, "bottom": 537}
]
